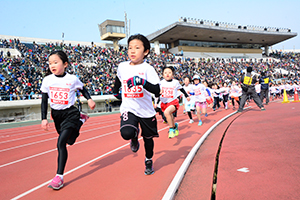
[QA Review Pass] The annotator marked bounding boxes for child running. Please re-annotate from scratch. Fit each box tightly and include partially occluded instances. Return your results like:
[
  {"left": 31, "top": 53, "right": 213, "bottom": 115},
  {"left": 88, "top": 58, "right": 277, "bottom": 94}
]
[
  {"left": 230, "top": 80, "right": 241, "bottom": 109},
  {"left": 211, "top": 83, "right": 221, "bottom": 111},
  {"left": 190, "top": 75, "right": 209, "bottom": 126},
  {"left": 220, "top": 82, "right": 230, "bottom": 109},
  {"left": 159, "top": 66, "right": 190, "bottom": 138},
  {"left": 182, "top": 76, "right": 194, "bottom": 123},
  {"left": 41, "top": 50, "right": 96, "bottom": 190},
  {"left": 112, "top": 34, "right": 161, "bottom": 175}
]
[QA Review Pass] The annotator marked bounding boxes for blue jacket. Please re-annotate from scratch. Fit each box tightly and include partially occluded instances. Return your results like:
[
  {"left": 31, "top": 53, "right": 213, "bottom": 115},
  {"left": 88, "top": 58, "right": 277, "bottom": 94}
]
[{"left": 259, "top": 76, "right": 270, "bottom": 90}]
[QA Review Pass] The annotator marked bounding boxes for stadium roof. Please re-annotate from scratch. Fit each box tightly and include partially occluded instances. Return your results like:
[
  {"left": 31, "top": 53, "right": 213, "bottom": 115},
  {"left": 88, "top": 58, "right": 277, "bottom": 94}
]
[{"left": 147, "top": 21, "right": 297, "bottom": 46}]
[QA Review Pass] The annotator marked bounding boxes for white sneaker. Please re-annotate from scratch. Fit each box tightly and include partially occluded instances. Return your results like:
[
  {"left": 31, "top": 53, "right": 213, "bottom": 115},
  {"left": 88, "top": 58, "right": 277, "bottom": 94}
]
[{"left": 189, "top": 119, "right": 194, "bottom": 124}]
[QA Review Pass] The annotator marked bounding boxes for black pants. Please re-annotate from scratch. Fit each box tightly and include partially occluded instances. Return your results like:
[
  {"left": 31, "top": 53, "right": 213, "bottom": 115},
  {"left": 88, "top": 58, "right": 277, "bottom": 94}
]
[
  {"left": 238, "top": 87, "right": 263, "bottom": 112},
  {"left": 222, "top": 94, "right": 229, "bottom": 107},
  {"left": 260, "top": 89, "right": 269, "bottom": 104},
  {"left": 213, "top": 97, "right": 220, "bottom": 109}
]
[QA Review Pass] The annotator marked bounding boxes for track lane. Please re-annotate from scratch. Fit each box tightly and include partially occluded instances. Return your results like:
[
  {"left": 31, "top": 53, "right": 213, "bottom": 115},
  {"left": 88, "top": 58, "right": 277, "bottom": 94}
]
[{"left": 1, "top": 106, "right": 236, "bottom": 199}]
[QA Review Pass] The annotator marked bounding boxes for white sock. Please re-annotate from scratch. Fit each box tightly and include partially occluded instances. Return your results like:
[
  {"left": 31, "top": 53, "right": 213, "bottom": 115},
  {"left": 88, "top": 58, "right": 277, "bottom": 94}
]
[
  {"left": 56, "top": 174, "right": 64, "bottom": 180},
  {"left": 145, "top": 157, "right": 152, "bottom": 161},
  {"left": 80, "top": 118, "right": 86, "bottom": 123}
]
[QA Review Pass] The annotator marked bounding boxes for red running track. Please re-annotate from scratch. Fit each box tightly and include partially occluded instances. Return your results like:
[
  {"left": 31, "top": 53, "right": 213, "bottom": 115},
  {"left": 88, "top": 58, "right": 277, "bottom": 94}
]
[
  {"left": 175, "top": 100, "right": 300, "bottom": 200},
  {"left": 0, "top": 105, "right": 236, "bottom": 200}
]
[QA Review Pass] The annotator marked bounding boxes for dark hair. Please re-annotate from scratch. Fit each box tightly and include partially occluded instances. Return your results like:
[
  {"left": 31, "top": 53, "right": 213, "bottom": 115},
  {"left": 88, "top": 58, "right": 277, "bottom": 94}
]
[
  {"left": 127, "top": 34, "right": 150, "bottom": 58},
  {"left": 49, "top": 50, "right": 69, "bottom": 64},
  {"left": 183, "top": 75, "right": 192, "bottom": 83},
  {"left": 162, "top": 66, "right": 175, "bottom": 74},
  {"left": 246, "top": 66, "right": 252, "bottom": 72}
]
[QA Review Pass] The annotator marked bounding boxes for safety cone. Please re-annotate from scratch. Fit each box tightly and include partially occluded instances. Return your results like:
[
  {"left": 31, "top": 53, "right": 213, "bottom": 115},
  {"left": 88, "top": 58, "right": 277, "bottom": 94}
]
[
  {"left": 292, "top": 90, "right": 300, "bottom": 102},
  {"left": 282, "top": 89, "right": 290, "bottom": 103}
]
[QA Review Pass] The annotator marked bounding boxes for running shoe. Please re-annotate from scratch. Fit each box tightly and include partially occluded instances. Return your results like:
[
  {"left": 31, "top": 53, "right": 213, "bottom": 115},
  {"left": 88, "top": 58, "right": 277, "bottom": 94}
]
[
  {"left": 130, "top": 128, "right": 140, "bottom": 153},
  {"left": 174, "top": 123, "right": 179, "bottom": 136},
  {"left": 144, "top": 159, "right": 154, "bottom": 175},
  {"left": 261, "top": 107, "right": 266, "bottom": 111},
  {"left": 198, "top": 120, "right": 202, "bottom": 126},
  {"left": 80, "top": 112, "right": 89, "bottom": 123},
  {"left": 205, "top": 113, "right": 208, "bottom": 117},
  {"left": 48, "top": 176, "right": 64, "bottom": 190},
  {"left": 189, "top": 119, "right": 194, "bottom": 124},
  {"left": 168, "top": 128, "right": 175, "bottom": 138},
  {"left": 130, "top": 138, "right": 139, "bottom": 153}
]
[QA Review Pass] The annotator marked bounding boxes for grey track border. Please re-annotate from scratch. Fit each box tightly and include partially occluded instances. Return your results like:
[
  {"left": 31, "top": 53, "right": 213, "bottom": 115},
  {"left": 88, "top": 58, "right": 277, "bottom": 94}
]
[{"left": 162, "top": 110, "right": 240, "bottom": 200}]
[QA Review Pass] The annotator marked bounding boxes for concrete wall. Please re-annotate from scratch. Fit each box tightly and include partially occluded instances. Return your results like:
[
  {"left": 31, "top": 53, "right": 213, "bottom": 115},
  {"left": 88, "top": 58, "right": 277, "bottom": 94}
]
[{"left": 0, "top": 95, "right": 120, "bottom": 123}]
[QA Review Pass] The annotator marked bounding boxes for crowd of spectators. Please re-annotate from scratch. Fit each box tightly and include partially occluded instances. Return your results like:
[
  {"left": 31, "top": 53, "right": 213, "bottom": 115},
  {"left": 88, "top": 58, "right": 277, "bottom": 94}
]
[{"left": 0, "top": 38, "right": 300, "bottom": 101}]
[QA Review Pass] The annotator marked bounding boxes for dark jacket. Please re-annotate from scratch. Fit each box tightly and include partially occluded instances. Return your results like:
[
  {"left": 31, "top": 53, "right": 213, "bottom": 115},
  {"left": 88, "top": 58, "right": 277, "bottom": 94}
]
[
  {"left": 259, "top": 76, "right": 270, "bottom": 90},
  {"left": 241, "top": 72, "right": 257, "bottom": 91}
]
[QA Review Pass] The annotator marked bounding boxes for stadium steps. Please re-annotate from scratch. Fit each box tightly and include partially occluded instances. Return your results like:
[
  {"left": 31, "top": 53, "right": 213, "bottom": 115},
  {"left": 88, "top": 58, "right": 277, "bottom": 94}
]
[{"left": 0, "top": 47, "right": 22, "bottom": 57}]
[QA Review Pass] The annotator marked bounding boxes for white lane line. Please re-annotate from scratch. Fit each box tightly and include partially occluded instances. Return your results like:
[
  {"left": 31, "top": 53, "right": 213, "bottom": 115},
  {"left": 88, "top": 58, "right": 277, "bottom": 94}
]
[
  {"left": 0, "top": 121, "right": 120, "bottom": 144},
  {"left": 0, "top": 131, "right": 54, "bottom": 144},
  {"left": 0, "top": 123, "right": 119, "bottom": 151},
  {"left": 11, "top": 142, "right": 130, "bottom": 200},
  {"left": 8, "top": 111, "right": 212, "bottom": 199},
  {"left": 0, "top": 130, "right": 119, "bottom": 168},
  {"left": 162, "top": 111, "right": 238, "bottom": 200},
  {"left": 10, "top": 123, "right": 174, "bottom": 200}
]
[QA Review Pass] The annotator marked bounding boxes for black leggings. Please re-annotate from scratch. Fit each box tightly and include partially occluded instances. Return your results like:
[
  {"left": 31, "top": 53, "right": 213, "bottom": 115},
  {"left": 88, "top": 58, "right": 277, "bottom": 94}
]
[
  {"left": 231, "top": 97, "right": 240, "bottom": 107},
  {"left": 121, "top": 125, "right": 154, "bottom": 159},
  {"left": 222, "top": 94, "right": 229, "bottom": 107},
  {"left": 56, "top": 128, "right": 74, "bottom": 175}
]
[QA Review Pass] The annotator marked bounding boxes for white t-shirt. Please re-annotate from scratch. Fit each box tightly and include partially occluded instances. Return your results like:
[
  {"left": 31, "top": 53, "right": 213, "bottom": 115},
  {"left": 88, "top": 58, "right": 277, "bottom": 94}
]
[
  {"left": 40, "top": 73, "right": 83, "bottom": 110},
  {"left": 159, "top": 79, "right": 182, "bottom": 104},
  {"left": 230, "top": 85, "right": 241, "bottom": 97},
  {"left": 117, "top": 61, "right": 160, "bottom": 118},
  {"left": 255, "top": 84, "right": 261, "bottom": 93},
  {"left": 191, "top": 83, "right": 206, "bottom": 102}
]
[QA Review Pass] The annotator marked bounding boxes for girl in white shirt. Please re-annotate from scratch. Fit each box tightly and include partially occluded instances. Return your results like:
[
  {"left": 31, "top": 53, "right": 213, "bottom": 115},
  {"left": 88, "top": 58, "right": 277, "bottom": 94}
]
[
  {"left": 182, "top": 76, "right": 195, "bottom": 123},
  {"left": 159, "top": 67, "right": 190, "bottom": 138},
  {"left": 230, "top": 80, "right": 241, "bottom": 109},
  {"left": 190, "top": 75, "right": 209, "bottom": 126},
  {"left": 212, "top": 83, "right": 221, "bottom": 111},
  {"left": 41, "top": 50, "right": 96, "bottom": 190},
  {"left": 220, "top": 82, "right": 230, "bottom": 109}
]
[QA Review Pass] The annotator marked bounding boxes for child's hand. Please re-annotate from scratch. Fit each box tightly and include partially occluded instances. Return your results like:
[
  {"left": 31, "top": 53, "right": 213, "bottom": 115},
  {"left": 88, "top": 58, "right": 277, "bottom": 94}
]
[
  {"left": 41, "top": 119, "right": 49, "bottom": 131},
  {"left": 87, "top": 99, "right": 96, "bottom": 110},
  {"left": 127, "top": 76, "right": 146, "bottom": 88}
]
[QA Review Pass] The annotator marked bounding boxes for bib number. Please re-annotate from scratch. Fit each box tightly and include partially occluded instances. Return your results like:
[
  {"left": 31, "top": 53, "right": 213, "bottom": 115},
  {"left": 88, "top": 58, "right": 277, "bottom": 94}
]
[
  {"left": 161, "top": 87, "right": 175, "bottom": 98},
  {"left": 50, "top": 87, "right": 70, "bottom": 105},
  {"left": 123, "top": 81, "right": 143, "bottom": 98}
]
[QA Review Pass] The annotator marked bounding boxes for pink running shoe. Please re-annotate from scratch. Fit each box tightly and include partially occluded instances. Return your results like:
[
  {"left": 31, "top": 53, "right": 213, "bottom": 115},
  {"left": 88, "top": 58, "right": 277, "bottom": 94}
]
[
  {"left": 48, "top": 176, "right": 64, "bottom": 190},
  {"left": 80, "top": 112, "right": 89, "bottom": 123}
]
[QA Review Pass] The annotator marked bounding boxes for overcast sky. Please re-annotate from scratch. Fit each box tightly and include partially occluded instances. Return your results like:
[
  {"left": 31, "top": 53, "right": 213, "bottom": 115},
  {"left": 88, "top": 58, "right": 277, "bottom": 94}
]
[{"left": 1, "top": 0, "right": 299, "bottom": 50}]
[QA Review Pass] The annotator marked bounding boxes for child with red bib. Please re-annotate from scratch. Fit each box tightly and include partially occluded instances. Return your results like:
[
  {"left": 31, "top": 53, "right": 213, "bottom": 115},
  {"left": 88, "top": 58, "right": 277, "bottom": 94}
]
[{"left": 159, "top": 66, "right": 190, "bottom": 138}]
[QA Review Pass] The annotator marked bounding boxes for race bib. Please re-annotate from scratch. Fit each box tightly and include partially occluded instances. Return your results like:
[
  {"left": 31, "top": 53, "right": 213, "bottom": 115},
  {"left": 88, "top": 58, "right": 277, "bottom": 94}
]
[
  {"left": 194, "top": 88, "right": 202, "bottom": 95},
  {"left": 161, "top": 87, "right": 175, "bottom": 98},
  {"left": 50, "top": 87, "right": 70, "bottom": 105},
  {"left": 123, "top": 80, "right": 144, "bottom": 98}
]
